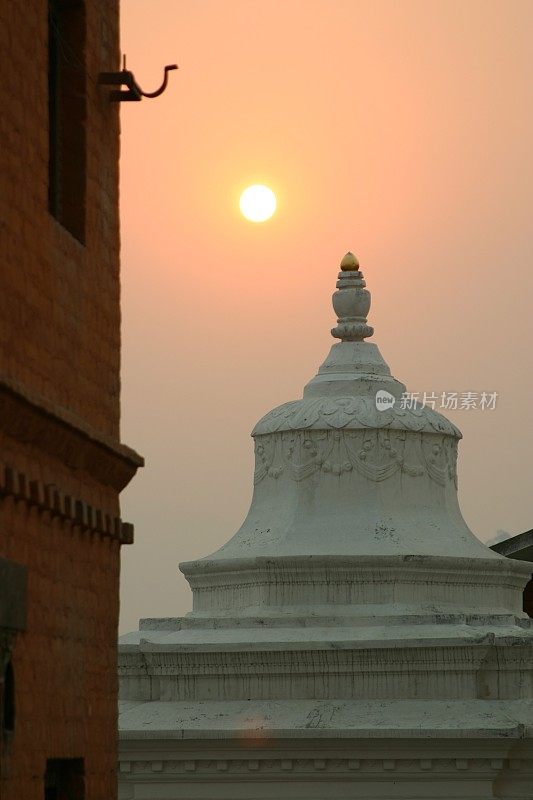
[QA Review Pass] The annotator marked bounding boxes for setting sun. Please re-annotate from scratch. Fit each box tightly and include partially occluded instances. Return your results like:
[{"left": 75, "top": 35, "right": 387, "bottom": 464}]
[{"left": 239, "top": 184, "right": 277, "bottom": 223}]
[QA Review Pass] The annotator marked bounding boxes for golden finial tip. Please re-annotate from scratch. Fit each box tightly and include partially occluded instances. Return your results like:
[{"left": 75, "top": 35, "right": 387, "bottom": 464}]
[{"left": 340, "top": 251, "right": 359, "bottom": 271}]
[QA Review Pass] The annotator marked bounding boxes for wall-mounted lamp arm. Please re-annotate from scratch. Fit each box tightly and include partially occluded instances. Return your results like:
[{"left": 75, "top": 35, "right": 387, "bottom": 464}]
[
  {"left": 99, "top": 64, "right": 178, "bottom": 102},
  {"left": 139, "top": 65, "right": 178, "bottom": 98}
]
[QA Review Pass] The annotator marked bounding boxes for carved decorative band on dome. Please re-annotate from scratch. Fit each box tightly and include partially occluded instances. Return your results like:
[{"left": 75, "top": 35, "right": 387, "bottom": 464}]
[
  {"left": 254, "top": 429, "right": 458, "bottom": 486},
  {"left": 253, "top": 395, "right": 461, "bottom": 437}
]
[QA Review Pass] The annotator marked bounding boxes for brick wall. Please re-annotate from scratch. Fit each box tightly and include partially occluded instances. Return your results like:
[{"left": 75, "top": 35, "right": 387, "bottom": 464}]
[
  {"left": 0, "top": 2, "right": 141, "bottom": 798},
  {"left": 1, "top": 483, "right": 121, "bottom": 799},
  {"left": 0, "top": 0, "right": 121, "bottom": 438}
]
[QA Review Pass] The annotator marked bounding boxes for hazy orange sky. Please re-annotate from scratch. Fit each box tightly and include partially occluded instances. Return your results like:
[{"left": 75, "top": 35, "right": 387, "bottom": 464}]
[{"left": 118, "top": 0, "right": 533, "bottom": 633}]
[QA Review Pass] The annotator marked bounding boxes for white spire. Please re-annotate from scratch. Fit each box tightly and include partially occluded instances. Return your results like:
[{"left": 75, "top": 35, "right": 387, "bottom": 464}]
[{"left": 331, "top": 251, "right": 374, "bottom": 342}]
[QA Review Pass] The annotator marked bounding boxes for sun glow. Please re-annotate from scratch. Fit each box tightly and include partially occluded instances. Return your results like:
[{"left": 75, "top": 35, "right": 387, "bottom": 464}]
[{"left": 239, "top": 185, "right": 277, "bottom": 223}]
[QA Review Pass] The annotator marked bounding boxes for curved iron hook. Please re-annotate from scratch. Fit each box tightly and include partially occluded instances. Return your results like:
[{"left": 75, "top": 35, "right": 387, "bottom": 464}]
[{"left": 139, "top": 65, "right": 178, "bottom": 98}]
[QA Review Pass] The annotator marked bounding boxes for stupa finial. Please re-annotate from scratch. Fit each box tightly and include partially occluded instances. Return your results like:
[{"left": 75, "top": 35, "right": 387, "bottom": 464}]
[
  {"left": 340, "top": 251, "right": 359, "bottom": 271},
  {"left": 331, "top": 251, "right": 374, "bottom": 341}
]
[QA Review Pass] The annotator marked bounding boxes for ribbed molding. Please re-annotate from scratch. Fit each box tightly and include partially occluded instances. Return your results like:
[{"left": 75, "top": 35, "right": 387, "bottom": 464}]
[{"left": 181, "top": 555, "right": 531, "bottom": 618}]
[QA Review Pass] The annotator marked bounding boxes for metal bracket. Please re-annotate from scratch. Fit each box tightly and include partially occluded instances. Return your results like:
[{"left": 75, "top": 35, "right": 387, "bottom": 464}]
[{"left": 99, "top": 58, "right": 178, "bottom": 102}]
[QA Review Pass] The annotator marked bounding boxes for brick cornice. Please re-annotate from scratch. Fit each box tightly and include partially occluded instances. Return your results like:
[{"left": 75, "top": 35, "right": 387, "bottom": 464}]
[
  {"left": 0, "top": 465, "right": 134, "bottom": 545},
  {"left": 0, "top": 374, "right": 143, "bottom": 491}
]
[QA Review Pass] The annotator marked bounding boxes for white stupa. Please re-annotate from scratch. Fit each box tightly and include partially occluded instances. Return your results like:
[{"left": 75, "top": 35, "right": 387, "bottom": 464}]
[{"left": 118, "top": 253, "right": 533, "bottom": 800}]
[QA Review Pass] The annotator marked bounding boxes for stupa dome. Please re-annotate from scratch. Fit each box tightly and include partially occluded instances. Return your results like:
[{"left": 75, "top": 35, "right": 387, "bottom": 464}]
[{"left": 180, "top": 253, "right": 523, "bottom": 620}]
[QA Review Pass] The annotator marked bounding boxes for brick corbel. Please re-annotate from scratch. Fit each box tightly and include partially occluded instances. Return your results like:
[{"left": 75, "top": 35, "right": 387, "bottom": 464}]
[
  {"left": 0, "top": 466, "right": 135, "bottom": 545},
  {"left": 0, "top": 374, "right": 143, "bottom": 491}
]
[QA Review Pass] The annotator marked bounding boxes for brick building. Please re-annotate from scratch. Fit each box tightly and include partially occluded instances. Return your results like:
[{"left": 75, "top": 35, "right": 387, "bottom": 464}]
[{"left": 0, "top": 2, "right": 142, "bottom": 798}]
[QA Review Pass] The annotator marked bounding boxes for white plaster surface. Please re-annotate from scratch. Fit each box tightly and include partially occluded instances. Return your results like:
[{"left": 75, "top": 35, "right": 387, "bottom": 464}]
[
  {"left": 119, "top": 699, "right": 532, "bottom": 739},
  {"left": 119, "top": 257, "right": 533, "bottom": 798}
]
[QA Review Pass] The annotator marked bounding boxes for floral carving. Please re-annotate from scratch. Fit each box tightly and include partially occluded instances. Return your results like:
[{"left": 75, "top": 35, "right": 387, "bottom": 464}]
[
  {"left": 254, "top": 429, "right": 457, "bottom": 486},
  {"left": 253, "top": 395, "right": 461, "bottom": 438}
]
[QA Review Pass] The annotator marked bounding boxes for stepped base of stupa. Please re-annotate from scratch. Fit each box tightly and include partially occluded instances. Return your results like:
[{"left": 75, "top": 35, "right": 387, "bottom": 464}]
[
  {"left": 118, "top": 698, "right": 533, "bottom": 799},
  {"left": 118, "top": 604, "right": 533, "bottom": 799},
  {"left": 118, "top": 732, "right": 533, "bottom": 800}
]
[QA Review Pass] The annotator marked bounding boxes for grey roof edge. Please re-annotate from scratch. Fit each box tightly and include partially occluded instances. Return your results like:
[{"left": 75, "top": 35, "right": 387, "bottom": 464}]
[
  {"left": 118, "top": 726, "right": 525, "bottom": 741},
  {"left": 491, "top": 530, "right": 533, "bottom": 562}
]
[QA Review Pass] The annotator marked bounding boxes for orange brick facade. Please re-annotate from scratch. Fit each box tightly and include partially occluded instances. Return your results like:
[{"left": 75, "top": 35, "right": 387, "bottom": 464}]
[
  {"left": 0, "top": 0, "right": 121, "bottom": 436},
  {"left": 0, "top": 2, "right": 142, "bottom": 798}
]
